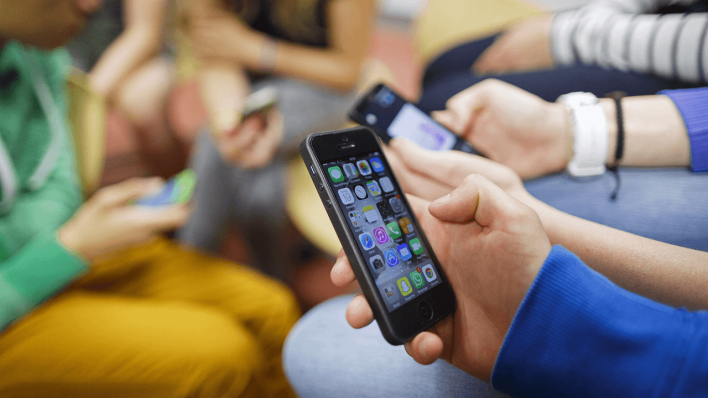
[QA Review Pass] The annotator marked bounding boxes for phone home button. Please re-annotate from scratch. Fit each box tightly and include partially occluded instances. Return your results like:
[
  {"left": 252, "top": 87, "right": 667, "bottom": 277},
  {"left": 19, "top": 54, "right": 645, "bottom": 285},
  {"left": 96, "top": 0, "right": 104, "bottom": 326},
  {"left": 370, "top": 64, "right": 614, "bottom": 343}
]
[{"left": 419, "top": 300, "right": 433, "bottom": 321}]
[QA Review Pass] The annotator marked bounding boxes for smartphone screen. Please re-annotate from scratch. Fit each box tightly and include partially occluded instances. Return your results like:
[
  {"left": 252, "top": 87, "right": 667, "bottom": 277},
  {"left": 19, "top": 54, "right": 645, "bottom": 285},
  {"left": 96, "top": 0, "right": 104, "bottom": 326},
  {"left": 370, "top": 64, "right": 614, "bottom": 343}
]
[
  {"left": 322, "top": 151, "right": 443, "bottom": 312},
  {"left": 350, "top": 85, "right": 476, "bottom": 154}
]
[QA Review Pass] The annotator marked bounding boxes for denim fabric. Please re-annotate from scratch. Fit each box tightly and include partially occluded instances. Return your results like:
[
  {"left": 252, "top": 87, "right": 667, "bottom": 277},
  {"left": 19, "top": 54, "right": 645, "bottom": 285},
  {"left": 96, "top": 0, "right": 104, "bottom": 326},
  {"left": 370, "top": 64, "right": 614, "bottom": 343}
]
[
  {"left": 283, "top": 295, "right": 509, "bottom": 398},
  {"left": 525, "top": 168, "right": 708, "bottom": 251}
]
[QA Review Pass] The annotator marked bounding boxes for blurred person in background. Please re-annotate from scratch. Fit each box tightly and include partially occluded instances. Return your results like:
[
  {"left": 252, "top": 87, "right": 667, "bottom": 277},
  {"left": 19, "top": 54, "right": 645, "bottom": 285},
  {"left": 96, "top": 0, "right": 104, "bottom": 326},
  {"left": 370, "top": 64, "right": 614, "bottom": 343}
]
[
  {"left": 417, "top": 0, "right": 708, "bottom": 112},
  {"left": 176, "top": 0, "right": 376, "bottom": 281},
  {"left": 0, "top": 0, "right": 299, "bottom": 396},
  {"left": 69, "top": 0, "right": 192, "bottom": 178}
]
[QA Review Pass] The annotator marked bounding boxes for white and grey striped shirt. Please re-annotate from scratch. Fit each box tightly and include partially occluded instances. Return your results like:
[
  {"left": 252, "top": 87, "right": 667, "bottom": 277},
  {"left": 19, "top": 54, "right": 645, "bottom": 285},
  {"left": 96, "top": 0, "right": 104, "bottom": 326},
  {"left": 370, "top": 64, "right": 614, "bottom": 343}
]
[{"left": 552, "top": 0, "right": 708, "bottom": 83}]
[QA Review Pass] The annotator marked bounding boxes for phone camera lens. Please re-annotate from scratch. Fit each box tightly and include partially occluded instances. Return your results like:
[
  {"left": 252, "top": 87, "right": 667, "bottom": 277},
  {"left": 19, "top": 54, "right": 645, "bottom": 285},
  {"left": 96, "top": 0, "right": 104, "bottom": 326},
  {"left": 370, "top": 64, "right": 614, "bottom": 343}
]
[
  {"left": 366, "top": 114, "right": 377, "bottom": 125},
  {"left": 342, "top": 136, "right": 349, "bottom": 142}
]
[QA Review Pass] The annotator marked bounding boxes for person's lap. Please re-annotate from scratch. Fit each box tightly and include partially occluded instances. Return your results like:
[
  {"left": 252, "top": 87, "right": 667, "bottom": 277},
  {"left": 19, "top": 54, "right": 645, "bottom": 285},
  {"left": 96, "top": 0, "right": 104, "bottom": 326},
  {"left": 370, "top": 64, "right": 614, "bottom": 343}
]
[
  {"left": 284, "top": 295, "right": 509, "bottom": 398},
  {"left": 0, "top": 238, "right": 300, "bottom": 397},
  {"left": 525, "top": 168, "right": 708, "bottom": 251}
]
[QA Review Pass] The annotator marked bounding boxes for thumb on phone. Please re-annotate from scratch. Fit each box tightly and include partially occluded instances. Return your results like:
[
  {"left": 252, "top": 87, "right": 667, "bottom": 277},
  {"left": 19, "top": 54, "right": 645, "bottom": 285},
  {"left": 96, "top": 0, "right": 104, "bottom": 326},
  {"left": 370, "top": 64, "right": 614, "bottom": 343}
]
[
  {"left": 428, "top": 174, "right": 522, "bottom": 228},
  {"left": 94, "top": 177, "right": 164, "bottom": 208}
]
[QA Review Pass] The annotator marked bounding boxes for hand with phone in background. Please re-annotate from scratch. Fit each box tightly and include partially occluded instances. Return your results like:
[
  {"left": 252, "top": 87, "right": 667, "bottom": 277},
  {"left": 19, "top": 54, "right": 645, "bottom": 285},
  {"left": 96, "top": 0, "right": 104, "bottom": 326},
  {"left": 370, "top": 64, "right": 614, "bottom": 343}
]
[
  {"left": 349, "top": 83, "right": 478, "bottom": 155},
  {"left": 214, "top": 86, "right": 284, "bottom": 169},
  {"left": 58, "top": 177, "right": 192, "bottom": 262}
]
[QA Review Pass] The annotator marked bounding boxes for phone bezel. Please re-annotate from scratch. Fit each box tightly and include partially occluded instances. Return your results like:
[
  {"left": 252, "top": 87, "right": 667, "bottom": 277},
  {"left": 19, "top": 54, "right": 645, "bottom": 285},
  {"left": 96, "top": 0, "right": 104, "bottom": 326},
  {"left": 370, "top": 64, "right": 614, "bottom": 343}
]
[{"left": 302, "top": 127, "right": 456, "bottom": 344}]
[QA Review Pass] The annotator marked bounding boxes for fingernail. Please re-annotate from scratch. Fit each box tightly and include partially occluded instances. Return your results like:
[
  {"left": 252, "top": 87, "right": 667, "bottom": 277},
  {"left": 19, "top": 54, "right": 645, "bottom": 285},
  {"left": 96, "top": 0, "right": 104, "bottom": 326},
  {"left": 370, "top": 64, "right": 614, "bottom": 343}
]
[{"left": 432, "top": 194, "right": 450, "bottom": 205}]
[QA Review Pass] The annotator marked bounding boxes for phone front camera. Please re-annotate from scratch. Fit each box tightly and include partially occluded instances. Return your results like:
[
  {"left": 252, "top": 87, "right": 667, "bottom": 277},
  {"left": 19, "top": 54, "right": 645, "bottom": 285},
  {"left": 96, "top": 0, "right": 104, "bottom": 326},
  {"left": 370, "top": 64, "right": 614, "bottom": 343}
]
[{"left": 342, "top": 136, "right": 349, "bottom": 142}]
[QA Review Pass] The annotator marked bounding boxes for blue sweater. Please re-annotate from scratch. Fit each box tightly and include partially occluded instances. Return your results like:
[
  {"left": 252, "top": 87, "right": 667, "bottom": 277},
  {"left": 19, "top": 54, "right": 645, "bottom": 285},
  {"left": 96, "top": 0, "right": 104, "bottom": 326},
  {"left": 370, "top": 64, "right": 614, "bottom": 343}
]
[
  {"left": 661, "top": 87, "right": 708, "bottom": 172},
  {"left": 490, "top": 246, "right": 708, "bottom": 397}
]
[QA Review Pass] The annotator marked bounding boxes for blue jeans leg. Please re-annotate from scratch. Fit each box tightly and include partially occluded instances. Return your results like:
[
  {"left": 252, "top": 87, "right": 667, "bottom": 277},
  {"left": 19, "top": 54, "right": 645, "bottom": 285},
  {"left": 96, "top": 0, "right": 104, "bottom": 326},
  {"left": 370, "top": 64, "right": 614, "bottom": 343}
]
[
  {"left": 525, "top": 168, "right": 708, "bottom": 251},
  {"left": 283, "top": 295, "right": 509, "bottom": 398}
]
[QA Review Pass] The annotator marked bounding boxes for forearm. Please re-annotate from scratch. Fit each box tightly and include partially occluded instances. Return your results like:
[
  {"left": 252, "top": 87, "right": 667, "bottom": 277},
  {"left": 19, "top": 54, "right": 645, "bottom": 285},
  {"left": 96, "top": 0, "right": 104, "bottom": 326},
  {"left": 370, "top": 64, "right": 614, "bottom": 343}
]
[
  {"left": 270, "top": 43, "right": 363, "bottom": 91},
  {"left": 493, "top": 245, "right": 708, "bottom": 397},
  {"left": 600, "top": 95, "right": 691, "bottom": 167},
  {"left": 526, "top": 194, "right": 708, "bottom": 309},
  {"left": 89, "top": 27, "right": 162, "bottom": 99}
]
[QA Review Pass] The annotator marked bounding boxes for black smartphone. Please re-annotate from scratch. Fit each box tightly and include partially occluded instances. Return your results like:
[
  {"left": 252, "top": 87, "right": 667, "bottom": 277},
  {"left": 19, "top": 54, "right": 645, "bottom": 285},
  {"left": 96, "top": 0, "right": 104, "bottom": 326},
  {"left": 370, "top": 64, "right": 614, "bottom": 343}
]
[
  {"left": 300, "top": 127, "right": 457, "bottom": 345},
  {"left": 349, "top": 83, "right": 476, "bottom": 154}
]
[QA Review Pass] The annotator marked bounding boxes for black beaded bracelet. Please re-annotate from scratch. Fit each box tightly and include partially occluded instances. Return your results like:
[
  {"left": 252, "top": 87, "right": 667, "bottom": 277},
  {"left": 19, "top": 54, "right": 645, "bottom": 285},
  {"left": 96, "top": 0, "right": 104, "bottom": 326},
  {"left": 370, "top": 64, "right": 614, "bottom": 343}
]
[{"left": 606, "top": 91, "right": 627, "bottom": 200}]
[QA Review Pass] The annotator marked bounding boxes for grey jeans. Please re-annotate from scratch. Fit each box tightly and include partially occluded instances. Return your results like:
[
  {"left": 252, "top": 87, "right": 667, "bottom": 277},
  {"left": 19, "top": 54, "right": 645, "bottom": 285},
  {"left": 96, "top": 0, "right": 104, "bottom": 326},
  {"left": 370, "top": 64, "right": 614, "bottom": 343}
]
[{"left": 177, "top": 77, "right": 357, "bottom": 281}]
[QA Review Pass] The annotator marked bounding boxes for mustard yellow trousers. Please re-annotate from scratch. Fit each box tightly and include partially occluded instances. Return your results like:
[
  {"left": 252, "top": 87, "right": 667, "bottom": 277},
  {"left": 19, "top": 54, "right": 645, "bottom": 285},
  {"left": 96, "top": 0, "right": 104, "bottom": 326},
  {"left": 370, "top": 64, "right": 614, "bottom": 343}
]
[{"left": 0, "top": 238, "right": 300, "bottom": 398}]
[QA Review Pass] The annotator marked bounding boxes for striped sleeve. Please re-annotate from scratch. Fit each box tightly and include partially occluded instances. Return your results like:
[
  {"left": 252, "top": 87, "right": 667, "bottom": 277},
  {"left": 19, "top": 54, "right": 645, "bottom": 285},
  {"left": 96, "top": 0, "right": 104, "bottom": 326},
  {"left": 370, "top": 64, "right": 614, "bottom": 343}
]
[{"left": 551, "top": 0, "right": 708, "bottom": 83}]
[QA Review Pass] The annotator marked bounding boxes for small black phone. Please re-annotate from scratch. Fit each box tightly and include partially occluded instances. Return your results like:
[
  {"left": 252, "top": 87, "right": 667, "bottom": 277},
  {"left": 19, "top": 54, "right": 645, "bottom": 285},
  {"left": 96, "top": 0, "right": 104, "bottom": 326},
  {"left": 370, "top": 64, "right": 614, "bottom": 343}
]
[
  {"left": 300, "top": 127, "right": 457, "bottom": 345},
  {"left": 349, "top": 83, "right": 476, "bottom": 154}
]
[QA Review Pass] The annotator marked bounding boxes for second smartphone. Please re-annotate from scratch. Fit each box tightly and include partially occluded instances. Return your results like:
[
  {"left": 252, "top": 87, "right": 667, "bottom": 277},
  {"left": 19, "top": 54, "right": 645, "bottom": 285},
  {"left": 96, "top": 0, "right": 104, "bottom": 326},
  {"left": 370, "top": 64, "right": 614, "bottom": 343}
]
[
  {"left": 349, "top": 83, "right": 476, "bottom": 154},
  {"left": 301, "top": 127, "right": 456, "bottom": 345}
]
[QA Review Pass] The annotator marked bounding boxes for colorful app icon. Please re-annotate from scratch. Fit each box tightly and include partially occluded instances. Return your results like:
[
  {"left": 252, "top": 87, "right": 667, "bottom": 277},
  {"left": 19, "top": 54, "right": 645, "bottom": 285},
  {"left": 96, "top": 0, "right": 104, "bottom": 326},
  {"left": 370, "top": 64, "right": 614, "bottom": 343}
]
[
  {"left": 328, "top": 166, "right": 344, "bottom": 182},
  {"left": 359, "top": 233, "right": 374, "bottom": 250},
  {"left": 370, "top": 157, "right": 385, "bottom": 173},
  {"left": 397, "top": 277, "right": 413, "bottom": 297},
  {"left": 354, "top": 185, "right": 368, "bottom": 200},
  {"left": 338, "top": 187, "right": 354, "bottom": 205},
  {"left": 399, "top": 217, "right": 414, "bottom": 234},
  {"left": 383, "top": 284, "right": 398, "bottom": 302},
  {"left": 389, "top": 196, "right": 404, "bottom": 213},
  {"left": 343, "top": 163, "right": 358, "bottom": 179},
  {"left": 377, "top": 201, "right": 394, "bottom": 220},
  {"left": 409, "top": 238, "right": 424, "bottom": 255},
  {"left": 363, "top": 205, "right": 379, "bottom": 223},
  {"left": 410, "top": 271, "right": 425, "bottom": 288},
  {"left": 397, "top": 243, "right": 412, "bottom": 261},
  {"left": 367, "top": 180, "right": 382, "bottom": 196},
  {"left": 357, "top": 160, "right": 372, "bottom": 176},
  {"left": 369, "top": 255, "right": 385, "bottom": 272},
  {"left": 384, "top": 249, "right": 399, "bottom": 267},
  {"left": 373, "top": 227, "right": 389, "bottom": 245},
  {"left": 416, "top": 267, "right": 422, "bottom": 274},
  {"left": 349, "top": 211, "right": 362, "bottom": 227},
  {"left": 422, "top": 264, "right": 437, "bottom": 282},
  {"left": 386, "top": 221, "right": 402, "bottom": 239},
  {"left": 379, "top": 176, "right": 394, "bottom": 193}
]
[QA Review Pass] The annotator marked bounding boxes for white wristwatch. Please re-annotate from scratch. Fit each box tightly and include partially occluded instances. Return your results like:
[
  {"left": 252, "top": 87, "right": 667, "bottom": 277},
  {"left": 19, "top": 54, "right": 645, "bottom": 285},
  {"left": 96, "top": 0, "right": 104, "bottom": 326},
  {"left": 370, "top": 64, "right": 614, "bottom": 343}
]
[{"left": 557, "top": 92, "right": 608, "bottom": 177}]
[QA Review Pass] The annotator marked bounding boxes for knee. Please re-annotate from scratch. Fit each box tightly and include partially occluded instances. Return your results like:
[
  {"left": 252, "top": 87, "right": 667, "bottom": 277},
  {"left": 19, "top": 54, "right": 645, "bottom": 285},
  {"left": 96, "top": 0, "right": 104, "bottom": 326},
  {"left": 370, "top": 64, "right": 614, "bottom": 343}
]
[{"left": 166, "top": 312, "right": 265, "bottom": 397}]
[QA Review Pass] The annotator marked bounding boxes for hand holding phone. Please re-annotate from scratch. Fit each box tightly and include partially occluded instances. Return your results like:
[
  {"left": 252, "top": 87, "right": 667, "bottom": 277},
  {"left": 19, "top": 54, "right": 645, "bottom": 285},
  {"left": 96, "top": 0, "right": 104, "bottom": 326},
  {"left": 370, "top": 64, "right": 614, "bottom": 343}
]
[
  {"left": 349, "top": 83, "right": 477, "bottom": 154},
  {"left": 301, "top": 127, "right": 457, "bottom": 345},
  {"left": 332, "top": 172, "right": 552, "bottom": 381}
]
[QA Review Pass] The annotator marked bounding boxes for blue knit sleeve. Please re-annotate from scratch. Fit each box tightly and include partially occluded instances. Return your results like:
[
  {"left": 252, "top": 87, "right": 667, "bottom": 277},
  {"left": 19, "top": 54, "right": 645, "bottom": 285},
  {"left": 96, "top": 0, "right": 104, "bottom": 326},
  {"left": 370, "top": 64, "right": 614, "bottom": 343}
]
[
  {"left": 491, "top": 245, "right": 708, "bottom": 397},
  {"left": 660, "top": 87, "right": 708, "bottom": 172}
]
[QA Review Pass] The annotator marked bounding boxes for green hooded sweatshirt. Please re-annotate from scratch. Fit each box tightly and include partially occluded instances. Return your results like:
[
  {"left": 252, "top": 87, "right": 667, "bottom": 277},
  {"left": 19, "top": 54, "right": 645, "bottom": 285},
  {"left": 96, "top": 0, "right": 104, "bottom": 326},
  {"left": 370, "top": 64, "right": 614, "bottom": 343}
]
[{"left": 0, "top": 42, "right": 87, "bottom": 331}]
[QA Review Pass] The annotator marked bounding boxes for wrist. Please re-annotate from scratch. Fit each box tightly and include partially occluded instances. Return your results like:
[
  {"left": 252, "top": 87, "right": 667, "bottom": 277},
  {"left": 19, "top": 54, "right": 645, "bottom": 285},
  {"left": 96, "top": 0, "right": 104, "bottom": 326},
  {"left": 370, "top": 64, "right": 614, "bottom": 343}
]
[
  {"left": 546, "top": 102, "right": 573, "bottom": 171},
  {"left": 57, "top": 223, "right": 87, "bottom": 260},
  {"left": 600, "top": 99, "right": 618, "bottom": 165}
]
